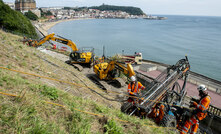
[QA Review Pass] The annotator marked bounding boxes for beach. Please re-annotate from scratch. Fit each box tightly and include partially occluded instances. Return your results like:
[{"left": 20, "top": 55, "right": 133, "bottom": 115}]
[
  {"left": 35, "top": 18, "right": 92, "bottom": 36},
  {"left": 34, "top": 19, "right": 76, "bottom": 36}
]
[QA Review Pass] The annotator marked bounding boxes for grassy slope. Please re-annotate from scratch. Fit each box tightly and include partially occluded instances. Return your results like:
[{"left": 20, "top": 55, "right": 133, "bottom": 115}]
[{"left": 0, "top": 30, "right": 170, "bottom": 134}]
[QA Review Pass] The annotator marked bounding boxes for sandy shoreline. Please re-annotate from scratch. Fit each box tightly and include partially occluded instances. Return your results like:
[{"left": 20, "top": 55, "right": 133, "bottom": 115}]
[{"left": 35, "top": 18, "right": 90, "bottom": 36}]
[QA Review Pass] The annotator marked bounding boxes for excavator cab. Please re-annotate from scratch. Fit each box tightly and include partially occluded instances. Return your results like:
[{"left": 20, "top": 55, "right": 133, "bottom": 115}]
[
  {"left": 69, "top": 47, "right": 94, "bottom": 66},
  {"left": 70, "top": 52, "right": 82, "bottom": 62}
]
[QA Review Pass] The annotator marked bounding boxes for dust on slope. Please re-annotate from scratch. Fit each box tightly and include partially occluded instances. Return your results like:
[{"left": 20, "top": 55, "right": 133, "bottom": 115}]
[{"left": 0, "top": 30, "right": 169, "bottom": 134}]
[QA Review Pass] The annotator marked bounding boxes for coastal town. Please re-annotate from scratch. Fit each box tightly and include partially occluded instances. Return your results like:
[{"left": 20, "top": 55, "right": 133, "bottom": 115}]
[
  {"left": 4, "top": 1, "right": 165, "bottom": 20},
  {"left": 40, "top": 7, "right": 147, "bottom": 19}
]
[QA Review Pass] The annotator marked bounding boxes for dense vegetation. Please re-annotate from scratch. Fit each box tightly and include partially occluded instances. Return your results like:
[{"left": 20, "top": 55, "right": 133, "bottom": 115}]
[
  {"left": 89, "top": 4, "right": 145, "bottom": 15},
  {"left": 63, "top": 6, "right": 87, "bottom": 12},
  {"left": 25, "top": 10, "right": 38, "bottom": 21},
  {"left": 0, "top": 0, "right": 37, "bottom": 38},
  {"left": 63, "top": 4, "right": 145, "bottom": 15},
  {"left": 39, "top": 8, "right": 53, "bottom": 17}
]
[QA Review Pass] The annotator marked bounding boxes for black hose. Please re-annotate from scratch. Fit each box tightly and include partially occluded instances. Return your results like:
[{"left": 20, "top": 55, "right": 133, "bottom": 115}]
[{"left": 37, "top": 55, "right": 124, "bottom": 102}]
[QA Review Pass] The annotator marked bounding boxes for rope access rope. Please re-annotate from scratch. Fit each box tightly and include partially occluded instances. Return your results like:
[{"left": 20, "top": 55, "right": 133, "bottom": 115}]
[
  {"left": 0, "top": 66, "right": 193, "bottom": 110},
  {"left": 0, "top": 89, "right": 177, "bottom": 130}
]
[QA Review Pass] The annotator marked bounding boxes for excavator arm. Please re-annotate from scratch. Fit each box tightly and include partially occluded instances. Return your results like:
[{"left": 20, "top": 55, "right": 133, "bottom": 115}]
[
  {"left": 114, "top": 62, "right": 135, "bottom": 78},
  {"left": 37, "top": 33, "right": 55, "bottom": 46},
  {"left": 49, "top": 36, "right": 78, "bottom": 51},
  {"left": 95, "top": 60, "right": 135, "bottom": 80},
  {"left": 26, "top": 33, "right": 94, "bottom": 70},
  {"left": 35, "top": 33, "right": 79, "bottom": 51},
  {"left": 102, "top": 61, "right": 135, "bottom": 78}
]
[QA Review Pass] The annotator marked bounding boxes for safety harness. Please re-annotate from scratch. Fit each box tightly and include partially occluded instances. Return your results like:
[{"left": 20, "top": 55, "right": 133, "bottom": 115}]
[
  {"left": 130, "top": 81, "right": 138, "bottom": 93},
  {"left": 193, "top": 95, "right": 210, "bottom": 120}
]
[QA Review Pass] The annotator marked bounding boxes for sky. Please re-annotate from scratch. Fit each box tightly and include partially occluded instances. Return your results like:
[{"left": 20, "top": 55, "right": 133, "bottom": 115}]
[{"left": 3, "top": 0, "right": 221, "bottom": 16}]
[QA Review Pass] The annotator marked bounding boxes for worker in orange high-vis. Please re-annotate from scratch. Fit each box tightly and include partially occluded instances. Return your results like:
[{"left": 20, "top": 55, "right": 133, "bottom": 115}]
[
  {"left": 181, "top": 85, "right": 211, "bottom": 134},
  {"left": 148, "top": 102, "right": 167, "bottom": 124},
  {"left": 127, "top": 76, "right": 145, "bottom": 104}
]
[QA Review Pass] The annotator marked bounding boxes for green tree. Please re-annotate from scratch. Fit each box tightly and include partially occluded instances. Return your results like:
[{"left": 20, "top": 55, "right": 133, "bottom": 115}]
[
  {"left": 25, "top": 10, "right": 38, "bottom": 20},
  {"left": 89, "top": 4, "right": 144, "bottom": 15},
  {"left": 45, "top": 10, "right": 53, "bottom": 16},
  {"left": 0, "top": 0, "right": 37, "bottom": 38},
  {"left": 39, "top": 8, "right": 44, "bottom": 17},
  {"left": 38, "top": 8, "right": 53, "bottom": 17},
  {"left": 63, "top": 7, "right": 73, "bottom": 10}
]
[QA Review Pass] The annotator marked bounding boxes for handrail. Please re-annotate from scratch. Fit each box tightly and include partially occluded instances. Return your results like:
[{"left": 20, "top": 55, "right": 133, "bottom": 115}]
[
  {"left": 142, "top": 59, "right": 221, "bottom": 94},
  {"left": 208, "top": 105, "right": 221, "bottom": 118}
]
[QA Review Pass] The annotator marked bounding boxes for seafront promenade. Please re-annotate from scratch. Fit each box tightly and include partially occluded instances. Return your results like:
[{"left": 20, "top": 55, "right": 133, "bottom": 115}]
[{"left": 137, "top": 59, "right": 221, "bottom": 108}]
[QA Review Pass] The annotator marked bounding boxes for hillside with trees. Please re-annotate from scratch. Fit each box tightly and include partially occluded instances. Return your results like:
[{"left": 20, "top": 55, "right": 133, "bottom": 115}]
[
  {"left": 89, "top": 4, "right": 145, "bottom": 15},
  {"left": 24, "top": 10, "right": 38, "bottom": 21},
  {"left": 39, "top": 8, "right": 53, "bottom": 17},
  {"left": 63, "top": 4, "right": 145, "bottom": 15},
  {"left": 0, "top": 0, "right": 37, "bottom": 38}
]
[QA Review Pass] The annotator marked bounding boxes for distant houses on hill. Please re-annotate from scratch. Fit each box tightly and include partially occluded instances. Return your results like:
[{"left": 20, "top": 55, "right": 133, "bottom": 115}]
[{"left": 4, "top": 2, "right": 166, "bottom": 21}]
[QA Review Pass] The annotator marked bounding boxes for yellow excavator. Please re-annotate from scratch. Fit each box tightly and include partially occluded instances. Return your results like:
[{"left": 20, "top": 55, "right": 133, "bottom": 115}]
[
  {"left": 28, "top": 33, "right": 95, "bottom": 71},
  {"left": 90, "top": 60, "right": 135, "bottom": 90}
]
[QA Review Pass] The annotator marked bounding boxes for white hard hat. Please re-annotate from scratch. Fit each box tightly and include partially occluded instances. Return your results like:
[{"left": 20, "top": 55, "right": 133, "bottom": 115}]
[
  {"left": 131, "top": 76, "right": 136, "bottom": 82},
  {"left": 197, "top": 84, "right": 207, "bottom": 91}
]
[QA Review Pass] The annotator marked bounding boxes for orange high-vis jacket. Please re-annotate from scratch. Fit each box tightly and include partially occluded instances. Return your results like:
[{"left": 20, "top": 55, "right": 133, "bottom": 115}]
[
  {"left": 193, "top": 95, "right": 211, "bottom": 120},
  {"left": 148, "top": 103, "right": 165, "bottom": 124},
  {"left": 156, "top": 104, "right": 165, "bottom": 124},
  {"left": 128, "top": 81, "right": 145, "bottom": 95}
]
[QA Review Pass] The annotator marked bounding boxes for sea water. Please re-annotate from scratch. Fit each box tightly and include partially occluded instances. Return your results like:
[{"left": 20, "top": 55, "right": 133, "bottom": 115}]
[{"left": 48, "top": 15, "right": 221, "bottom": 81}]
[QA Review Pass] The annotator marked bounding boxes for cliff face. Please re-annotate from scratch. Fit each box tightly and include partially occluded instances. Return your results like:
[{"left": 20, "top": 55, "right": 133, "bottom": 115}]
[{"left": 0, "top": 30, "right": 168, "bottom": 134}]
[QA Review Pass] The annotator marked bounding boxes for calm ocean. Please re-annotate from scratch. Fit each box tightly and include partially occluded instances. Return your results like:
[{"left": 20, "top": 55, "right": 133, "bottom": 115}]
[{"left": 48, "top": 15, "right": 221, "bottom": 81}]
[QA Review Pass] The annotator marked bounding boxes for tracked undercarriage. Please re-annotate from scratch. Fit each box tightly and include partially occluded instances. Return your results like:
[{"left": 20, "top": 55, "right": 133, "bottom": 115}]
[
  {"left": 65, "top": 60, "right": 84, "bottom": 72},
  {"left": 88, "top": 74, "right": 126, "bottom": 91}
]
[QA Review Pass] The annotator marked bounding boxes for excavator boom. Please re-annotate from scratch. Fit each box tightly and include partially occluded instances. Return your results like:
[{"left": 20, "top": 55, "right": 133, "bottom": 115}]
[
  {"left": 113, "top": 62, "right": 135, "bottom": 78},
  {"left": 36, "top": 33, "right": 78, "bottom": 51},
  {"left": 94, "top": 60, "right": 135, "bottom": 80},
  {"left": 92, "top": 60, "right": 135, "bottom": 90},
  {"left": 27, "top": 33, "right": 94, "bottom": 70}
]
